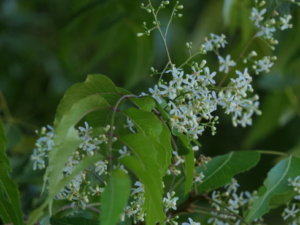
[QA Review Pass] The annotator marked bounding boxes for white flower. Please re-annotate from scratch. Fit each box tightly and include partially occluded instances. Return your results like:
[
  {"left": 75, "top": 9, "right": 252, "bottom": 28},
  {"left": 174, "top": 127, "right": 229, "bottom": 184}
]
[
  {"left": 218, "top": 55, "right": 236, "bottom": 73},
  {"left": 279, "top": 15, "right": 293, "bottom": 30},
  {"left": 218, "top": 69, "right": 261, "bottom": 127},
  {"left": 253, "top": 56, "right": 274, "bottom": 74},
  {"left": 132, "top": 181, "right": 144, "bottom": 195},
  {"left": 163, "top": 192, "right": 179, "bottom": 211},
  {"left": 202, "top": 34, "right": 227, "bottom": 51},
  {"left": 124, "top": 117, "right": 136, "bottom": 133},
  {"left": 89, "top": 185, "right": 104, "bottom": 196},
  {"left": 158, "top": 83, "right": 177, "bottom": 100},
  {"left": 194, "top": 172, "right": 205, "bottom": 184},
  {"left": 282, "top": 204, "right": 300, "bottom": 220},
  {"left": 289, "top": 176, "right": 300, "bottom": 194},
  {"left": 182, "top": 218, "right": 201, "bottom": 225},
  {"left": 31, "top": 125, "right": 54, "bottom": 170},
  {"left": 250, "top": 8, "right": 267, "bottom": 27},
  {"left": 31, "top": 150, "right": 46, "bottom": 170},
  {"left": 256, "top": 25, "right": 276, "bottom": 40},
  {"left": 78, "top": 122, "right": 103, "bottom": 153},
  {"left": 118, "top": 146, "right": 129, "bottom": 157},
  {"left": 149, "top": 84, "right": 163, "bottom": 103},
  {"left": 94, "top": 160, "right": 108, "bottom": 176}
]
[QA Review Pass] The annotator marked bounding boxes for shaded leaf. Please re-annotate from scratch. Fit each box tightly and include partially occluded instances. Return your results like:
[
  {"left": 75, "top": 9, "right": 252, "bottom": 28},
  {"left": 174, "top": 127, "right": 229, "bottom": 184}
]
[
  {"left": 245, "top": 156, "right": 300, "bottom": 222},
  {"left": 197, "top": 151, "right": 260, "bottom": 193}
]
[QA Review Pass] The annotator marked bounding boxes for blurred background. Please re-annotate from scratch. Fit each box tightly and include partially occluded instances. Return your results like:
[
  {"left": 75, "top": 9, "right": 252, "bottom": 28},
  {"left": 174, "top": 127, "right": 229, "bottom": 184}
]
[{"left": 0, "top": 0, "right": 300, "bottom": 223}]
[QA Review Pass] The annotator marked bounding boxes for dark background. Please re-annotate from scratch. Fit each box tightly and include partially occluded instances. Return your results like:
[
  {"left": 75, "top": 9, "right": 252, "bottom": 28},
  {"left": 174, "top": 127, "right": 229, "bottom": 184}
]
[{"left": 1, "top": 0, "right": 300, "bottom": 224}]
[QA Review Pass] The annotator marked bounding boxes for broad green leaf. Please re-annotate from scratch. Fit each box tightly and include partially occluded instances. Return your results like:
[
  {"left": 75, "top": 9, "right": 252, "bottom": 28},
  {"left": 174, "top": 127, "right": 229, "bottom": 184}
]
[
  {"left": 100, "top": 170, "right": 131, "bottom": 225},
  {"left": 125, "top": 108, "right": 162, "bottom": 137},
  {"left": 125, "top": 107, "right": 172, "bottom": 173},
  {"left": 131, "top": 96, "right": 156, "bottom": 112},
  {"left": 197, "top": 151, "right": 260, "bottom": 193},
  {"left": 184, "top": 150, "right": 195, "bottom": 194},
  {"left": 0, "top": 122, "right": 24, "bottom": 225},
  {"left": 156, "top": 124, "right": 172, "bottom": 173},
  {"left": 245, "top": 156, "right": 300, "bottom": 222},
  {"left": 120, "top": 134, "right": 165, "bottom": 225},
  {"left": 54, "top": 74, "right": 123, "bottom": 126}
]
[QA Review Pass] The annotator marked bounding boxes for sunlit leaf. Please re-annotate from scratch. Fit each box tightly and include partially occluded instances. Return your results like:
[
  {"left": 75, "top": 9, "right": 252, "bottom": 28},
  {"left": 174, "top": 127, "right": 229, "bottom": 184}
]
[{"left": 100, "top": 170, "right": 131, "bottom": 225}]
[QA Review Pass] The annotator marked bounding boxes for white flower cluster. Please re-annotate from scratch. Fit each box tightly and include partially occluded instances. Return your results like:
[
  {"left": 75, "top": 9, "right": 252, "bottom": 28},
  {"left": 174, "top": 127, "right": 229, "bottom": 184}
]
[
  {"left": 250, "top": 0, "right": 295, "bottom": 45},
  {"left": 146, "top": 0, "right": 300, "bottom": 138},
  {"left": 149, "top": 63, "right": 219, "bottom": 139},
  {"left": 31, "top": 122, "right": 112, "bottom": 208},
  {"left": 78, "top": 122, "right": 109, "bottom": 154},
  {"left": 249, "top": 0, "right": 296, "bottom": 76},
  {"left": 125, "top": 181, "right": 146, "bottom": 223},
  {"left": 149, "top": 62, "right": 261, "bottom": 138},
  {"left": 281, "top": 176, "right": 300, "bottom": 224},
  {"left": 31, "top": 125, "right": 54, "bottom": 170},
  {"left": 289, "top": 175, "right": 300, "bottom": 196},
  {"left": 167, "top": 151, "right": 185, "bottom": 176},
  {"left": 218, "top": 68, "right": 261, "bottom": 127},
  {"left": 208, "top": 179, "right": 258, "bottom": 225}
]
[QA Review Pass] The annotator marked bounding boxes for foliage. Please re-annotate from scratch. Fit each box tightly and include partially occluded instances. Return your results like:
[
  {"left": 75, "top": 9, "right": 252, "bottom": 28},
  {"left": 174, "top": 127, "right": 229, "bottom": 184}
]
[{"left": 1, "top": 0, "right": 300, "bottom": 225}]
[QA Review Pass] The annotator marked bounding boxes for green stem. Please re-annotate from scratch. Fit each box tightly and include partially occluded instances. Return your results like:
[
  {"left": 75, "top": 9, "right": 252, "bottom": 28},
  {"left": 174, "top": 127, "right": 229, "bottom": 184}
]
[
  {"left": 108, "top": 94, "right": 137, "bottom": 170},
  {"left": 256, "top": 150, "right": 288, "bottom": 157},
  {"left": 148, "top": 0, "right": 173, "bottom": 65}
]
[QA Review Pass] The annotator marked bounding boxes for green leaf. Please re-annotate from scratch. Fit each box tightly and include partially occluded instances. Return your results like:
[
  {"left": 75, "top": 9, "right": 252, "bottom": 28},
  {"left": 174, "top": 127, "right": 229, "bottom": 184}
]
[
  {"left": 125, "top": 107, "right": 172, "bottom": 173},
  {"left": 54, "top": 74, "right": 123, "bottom": 126},
  {"left": 0, "top": 122, "right": 24, "bottom": 225},
  {"left": 173, "top": 134, "right": 195, "bottom": 194},
  {"left": 131, "top": 96, "right": 156, "bottom": 112},
  {"left": 184, "top": 150, "right": 195, "bottom": 194},
  {"left": 100, "top": 170, "right": 131, "bottom": 225},
  {"left": 120, "top": 134, "right": 166, "bottom": 225},
  {"left": 197, "top": 151, "right": 261, "bottom": 193},
  {"left": 245, "top": 156, "right": 300, "bottom": 222},
  {"left": 125, "top": 108, "right": 162, "bottom": 137}
]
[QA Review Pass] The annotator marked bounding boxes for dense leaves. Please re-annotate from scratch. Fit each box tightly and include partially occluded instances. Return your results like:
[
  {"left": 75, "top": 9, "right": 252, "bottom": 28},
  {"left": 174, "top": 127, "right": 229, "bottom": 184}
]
[{"left": 1, "top": 0, "right": 300, "bottom": 224}]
